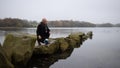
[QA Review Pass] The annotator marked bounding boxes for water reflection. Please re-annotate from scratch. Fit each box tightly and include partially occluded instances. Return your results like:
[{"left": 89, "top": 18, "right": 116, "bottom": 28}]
[
  {"left": 3, "top": 27, "right": 120, "bottom": 68},
  {"left": 26, "top": 33, "right": 92, "bottom": 68},
  {"left": 0, "top": 27, "right": 93, "bottom": 68},
  {"left": 27, "top": 48, "right": 74, "bottom": 68}
]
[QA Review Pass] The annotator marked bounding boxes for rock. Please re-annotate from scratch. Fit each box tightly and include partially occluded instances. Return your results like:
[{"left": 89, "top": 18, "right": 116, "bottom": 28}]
[
  {"left": 34, "top": 39, "right": 59, "bottom": 54},
  {"left": 66, "top": 38, "right": 78, "bottom": 48},
  {"left": 28, "top": 32, "right": 93, "bottom": 68},
  {"left": 0, "top": 44, "right": 14, "bottom": 68},
  {"left": 34, "top": 38, "right": 69, "bottom": 54},
  {"left": 3, "top": 33, "right": 36, "bottom": 66},
  {"left": 0, "top": 31, "right": 93, "bottom": 68},
  {"left": 87, "top": 31, "right": 93, "bottom": 39},
  {"left": 34, "top": 32, "right": 92, "bottom": 55},
  {"left": 57, "top": 38, "right": 69, "bottom": 52},
  {"left": 87, "top": 31, "right": 93, "bottom": 36},
  {"left": 82, "top": 35, "right": 88, "bottom": 41},
  {"left": 68, "top": 32, "right": 84, "bottom": 42},
  {"left": 67, "top": 32, "right": 85, "bottom": 48},
  {"left": 28, "top": 47, "right": 74, "bottom": 68}
]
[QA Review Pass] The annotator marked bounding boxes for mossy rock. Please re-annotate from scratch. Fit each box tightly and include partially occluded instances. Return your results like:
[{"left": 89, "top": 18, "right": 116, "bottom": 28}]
[
  {"left": 34, "top": 32, "right": 92, "bottom": 55},
  {"left": 57, "top": 38, "right": 69, "bottom": 52},
  {"left": 68, "top": 32, "right": 85, "bottom": 42},
  {"left": 34, "top": 39, "right": 59, "bottom": 54},
  {"left": 67, "top": 32, "right": 85, "bottom": 48},
  {"left": 65, "top": 38, "right": 76, "bottom": 48},
  {"left": 34, "top": 38, "right": 69, "bottom": 54},
  {"left": 82, "top": 35, "right": 88, "bottom": 41},
  {"left": 87, "top": 31, "right": 93, "bottom": 39},
  {"left": 0, "top": 45, "right": 14, "bottom": 68},
  {"left": 3, "top": 33, "right": 36, "bottom": 65}
]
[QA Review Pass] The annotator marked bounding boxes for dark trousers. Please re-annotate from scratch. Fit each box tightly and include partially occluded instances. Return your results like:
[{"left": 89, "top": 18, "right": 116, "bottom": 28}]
[{"left": 37, "top": 33, "right": 50, "bottom": 45}]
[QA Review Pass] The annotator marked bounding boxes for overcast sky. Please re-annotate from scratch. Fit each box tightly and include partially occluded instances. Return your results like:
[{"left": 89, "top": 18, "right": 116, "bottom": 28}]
[{"left": 0, "top": 0, "right": 120, "bottom": 24}]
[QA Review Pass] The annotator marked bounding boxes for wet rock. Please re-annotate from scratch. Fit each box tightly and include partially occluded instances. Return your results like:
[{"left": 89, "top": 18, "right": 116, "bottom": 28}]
[
  {"left": 87, "top": 31, "right": 93, "bottom": 39},
  {"left": 28, "top": 32, "right": 93, "bottom": 68},
  {"left": 68, "top": 32, "right": 85, "bottom": 42},
  {"left": 67, "top": 32, "right": 85, "bottom": 48},
  {"left": 34, "top": 38, "right": 69, "bottom": 54},
  {"left": 3, "top": 33, "right": 36, "bottom": 65},
  {"left": 34, "top": 32, "right": 92, "bottom": 55},
  {"left": 0, "top": 44, "right": 14, "bottom": 68},
  {"left": 28, "top": 48, "right": 74, "bottom": 68},
  {"left": 34, "top": 39, "right": 59, "bottom": 54},
  {"left": 1, "top": 31, "right": 93, "bottom": 67},
  {"left": 57, "top": 38, "right": 69, "bottom": 52}
]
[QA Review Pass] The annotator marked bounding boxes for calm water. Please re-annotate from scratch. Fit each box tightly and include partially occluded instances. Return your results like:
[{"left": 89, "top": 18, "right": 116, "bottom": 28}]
[{"left": 0, "top": 27, "right": 120, "bottom": 68}]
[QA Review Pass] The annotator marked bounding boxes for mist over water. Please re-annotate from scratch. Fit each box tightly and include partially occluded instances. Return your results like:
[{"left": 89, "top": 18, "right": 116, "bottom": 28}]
[{"left": 0, "top": 27, "right": 120, "bottom": 68}]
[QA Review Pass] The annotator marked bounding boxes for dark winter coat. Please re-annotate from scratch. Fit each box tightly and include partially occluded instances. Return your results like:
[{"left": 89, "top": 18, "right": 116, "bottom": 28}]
[{"left": 36, "top": 22, "right": 50, "bottom": 39}]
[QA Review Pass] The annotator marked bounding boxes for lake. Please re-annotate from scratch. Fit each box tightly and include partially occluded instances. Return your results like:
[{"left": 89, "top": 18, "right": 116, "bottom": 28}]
[{"left": 0, "top": 27, "right": 120, "bottom": 68}]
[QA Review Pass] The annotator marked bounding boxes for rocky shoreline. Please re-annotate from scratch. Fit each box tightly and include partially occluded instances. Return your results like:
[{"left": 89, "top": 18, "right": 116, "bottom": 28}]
[{"left": 0, "top": 31, "right": 92, "bottom": 68}]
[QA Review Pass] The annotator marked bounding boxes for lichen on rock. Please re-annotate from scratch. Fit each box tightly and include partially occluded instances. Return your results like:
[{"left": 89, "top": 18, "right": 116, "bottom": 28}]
[
  {"left": 34, "top": 32, "right": 93, "bottom": 55},
  {"left": 1, "top": 31, "right": 93, "bottom": 67},
  {"left": 3, "top": 33, "right": 36, "bottom": 66},
  {"left": 0, "top": 44, "right": 14, "bottom": 68}
]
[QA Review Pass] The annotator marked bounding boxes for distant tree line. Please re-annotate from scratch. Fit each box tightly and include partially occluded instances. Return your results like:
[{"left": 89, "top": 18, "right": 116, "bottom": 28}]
[
  {"left": 48, "top": 20, "right": 120, "bottom": 27},
  {"left": 48, "top": 20, "right": 96, "bottom": 27},
  {"left": 0, "top": 18, "right": 38, "bottom": 27},
  {"left": 96, "top": 23, "right": 120, "bottom": 27},
  {"left": 0, "top": 18, "right": 120, "bottom": 27}
]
